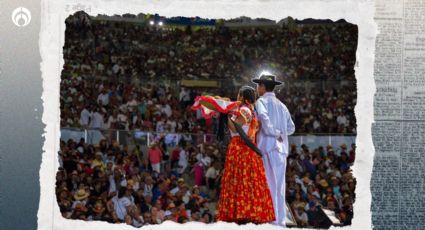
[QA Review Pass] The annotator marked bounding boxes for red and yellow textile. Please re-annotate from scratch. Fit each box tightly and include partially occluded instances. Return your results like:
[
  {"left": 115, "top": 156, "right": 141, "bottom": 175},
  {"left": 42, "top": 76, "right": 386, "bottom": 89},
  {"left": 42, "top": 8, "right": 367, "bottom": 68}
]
[
  {"left": 191, "top": 95, "right": 241, "bottom": 119},
  {"left": 216, "top": 106, "right": 275, "bottom": 224}
]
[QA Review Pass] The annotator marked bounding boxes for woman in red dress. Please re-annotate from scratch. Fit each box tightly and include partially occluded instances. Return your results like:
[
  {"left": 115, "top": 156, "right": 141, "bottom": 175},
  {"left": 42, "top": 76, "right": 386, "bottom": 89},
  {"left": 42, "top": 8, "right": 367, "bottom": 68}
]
[{"left": 216, "top": 86, "right": 275, "bottom": 224}]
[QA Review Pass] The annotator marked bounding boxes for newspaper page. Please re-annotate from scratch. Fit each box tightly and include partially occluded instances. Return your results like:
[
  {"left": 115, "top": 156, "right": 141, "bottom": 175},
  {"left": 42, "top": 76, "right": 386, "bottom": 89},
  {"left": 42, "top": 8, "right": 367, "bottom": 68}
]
[{"left": 372, "top": 0, "right": 425, "bottom": 229}]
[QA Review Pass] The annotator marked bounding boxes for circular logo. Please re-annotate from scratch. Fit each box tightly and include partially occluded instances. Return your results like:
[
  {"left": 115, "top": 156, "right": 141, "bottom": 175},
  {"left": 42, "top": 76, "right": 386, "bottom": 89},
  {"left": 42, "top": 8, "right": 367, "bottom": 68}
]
[{"left": 12, "top": 7, "right": 31, "bottom": 27}]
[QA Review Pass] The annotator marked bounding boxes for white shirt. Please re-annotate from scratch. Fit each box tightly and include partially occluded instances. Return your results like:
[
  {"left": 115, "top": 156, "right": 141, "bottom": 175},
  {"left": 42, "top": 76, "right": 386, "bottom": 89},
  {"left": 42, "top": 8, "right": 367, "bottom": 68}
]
[
  {"left": 90, "top": 112, "right": 104, "bottom": 129},
  {"left": 80, "top": 108, "right": 92, "bottom": 126},
  {"left": 295, "top": 211, "right": 308, "bottom": 223},
  {"left": 132, "top": 216, "right": 144, "bottom": 227},
  {"left": 337, "top": 115, "right": 348, "bottom": 127},
  {"left": 178, "top": 150, "right": 188, "bottom": 167},
  {"left": 161, "top": 105, "right": 172, "bottom": 117},
  {"left": 97, "top": 93, "right": 109, "bottom": 106},
  {"left": 127, "top": 99, "right": 138, "bottom": 112},
  {"left": 180, "top": 90, "right": 190, "bottom": 102},
  {"left": 166, "top": 120, "right": 176, "bottom": 132},
  {"left": 165, "top": 134, "right": 178, "bottom": 145},
  {"left": 119, "top": 104, "right": 128, "bottom": 113},
  {"left": 108, "top": 174, "right": 117, "bottom": 193},
  {"left": 117, "top": 113, "right": 128, "bottom": 123},
  {"left": 183, "top": 134, "right": 192, "bottom": 141},
  {"left": 170, "top": 187, "right": 180, "bottom": 195},
  {"left": 313, "top": 120, "right": 321, "bottom": 130},
  {"left": 256, "top": 92, "right": 295, "bottom": 155},
  {"left": 156, "top": 121, "right": 165, "bottom": 132},
  {"left": 112, "top": 64, "right": 120, "bottom": 74},
  {"left": 115, "top": 196, "right": 134, "bottom": 220},
  {"left": 196, "top": 154, "right": 211, "bottom": 167},
  {"left": 196, "top": 110, "right": 202, "bottom": 120},
  {"left": 144, "top": 184, "right": 153, "bottom": 197},
  {"left": 205, "top": 167, "right": 219, "bottom": 179}
]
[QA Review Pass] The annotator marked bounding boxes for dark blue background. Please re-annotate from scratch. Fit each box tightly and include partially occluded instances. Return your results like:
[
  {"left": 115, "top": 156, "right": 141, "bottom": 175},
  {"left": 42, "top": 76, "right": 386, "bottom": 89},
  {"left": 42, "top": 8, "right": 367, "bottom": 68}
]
[{"left": 0, "top": 1, "right": 42, "bottom": 229}]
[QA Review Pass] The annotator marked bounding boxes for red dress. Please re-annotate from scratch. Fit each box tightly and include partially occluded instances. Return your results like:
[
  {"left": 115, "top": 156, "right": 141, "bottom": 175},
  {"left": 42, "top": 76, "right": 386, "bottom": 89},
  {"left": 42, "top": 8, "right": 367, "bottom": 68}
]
[{"left": 216, "top": 105, "right": 275, "bottom": 224}]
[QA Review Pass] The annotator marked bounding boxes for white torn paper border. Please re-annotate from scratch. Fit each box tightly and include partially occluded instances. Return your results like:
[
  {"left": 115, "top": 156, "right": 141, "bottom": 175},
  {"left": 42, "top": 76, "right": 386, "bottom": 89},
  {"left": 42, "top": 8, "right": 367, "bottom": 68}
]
[{"left": 38, "top": 0, "right": 377, "bottom": 229}]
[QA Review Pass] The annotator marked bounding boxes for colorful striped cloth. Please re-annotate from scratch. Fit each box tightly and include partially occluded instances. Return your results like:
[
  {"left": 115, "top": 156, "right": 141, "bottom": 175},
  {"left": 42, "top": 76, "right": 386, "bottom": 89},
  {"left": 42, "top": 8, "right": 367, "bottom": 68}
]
[{"left": 191, "top": 95, "right": 241, "bottom": 119}]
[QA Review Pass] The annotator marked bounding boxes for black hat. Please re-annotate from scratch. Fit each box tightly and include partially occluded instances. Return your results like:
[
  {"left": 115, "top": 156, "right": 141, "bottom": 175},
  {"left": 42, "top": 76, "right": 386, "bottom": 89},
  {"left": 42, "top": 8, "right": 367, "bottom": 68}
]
[{"left": 252, "top": 74, "right": 283, "bottom": 85}]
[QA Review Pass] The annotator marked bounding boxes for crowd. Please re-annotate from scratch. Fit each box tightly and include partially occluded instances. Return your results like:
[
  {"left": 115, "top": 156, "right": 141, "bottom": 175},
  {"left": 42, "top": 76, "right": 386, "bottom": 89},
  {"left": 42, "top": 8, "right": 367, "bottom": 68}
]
[
  {"left": 60, "top": 80, "right": 224, "bottom": 135},
  {"left": 60, "top": 80, "right": 356, "bottom": 135},
  {"left": 60, "top": 12, "right": 357, "bottom": 135},
  {"left": 286, "top": 143, "right": 356, "bottom": 227},
  {"left": 57, "top": 13, "right": 357, "bottom": 227},
  {"left": 277, "top": 84, "right": 357, "bottom": 134},
  {"left": 63, "top": 13, "right": 357, "bottom": 82},
  {"left": 57, "top": 138, "right": 221, "bottom": 226},
  {"left": 56, "top": 136, "right": 355, "bottom": 228}
]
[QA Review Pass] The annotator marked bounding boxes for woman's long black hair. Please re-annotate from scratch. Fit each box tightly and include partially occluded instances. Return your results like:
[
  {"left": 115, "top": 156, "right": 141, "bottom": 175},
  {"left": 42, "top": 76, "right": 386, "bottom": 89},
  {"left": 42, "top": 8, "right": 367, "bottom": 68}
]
[
  {"left": 238, "top": 85, "right": 256, "bottom": 105},
  {"left": 216, "top": 86, "right": 256, "bottom": 141}
]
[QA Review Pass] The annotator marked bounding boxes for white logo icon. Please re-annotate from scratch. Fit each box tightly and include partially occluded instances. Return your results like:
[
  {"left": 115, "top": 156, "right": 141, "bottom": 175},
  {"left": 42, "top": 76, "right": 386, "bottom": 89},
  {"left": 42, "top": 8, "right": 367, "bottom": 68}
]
[{"left": 12, "top": 7, "right": 31, "bottom": 27}]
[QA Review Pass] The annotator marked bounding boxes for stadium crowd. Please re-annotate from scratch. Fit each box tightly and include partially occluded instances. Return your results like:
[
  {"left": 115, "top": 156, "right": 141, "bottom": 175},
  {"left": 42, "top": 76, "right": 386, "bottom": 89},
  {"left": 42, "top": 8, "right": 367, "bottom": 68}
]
[
  {"left": 63, "top": 13, "right": 357, "bottom": 82},
  {"left": 57, "top": 137, "right": 221, "bottom": 225},
  {"left": 277, "top": 85, "right": 356, "bottom": 134},
  {"left": 60, "top": 12, "right": 357, "bottom": 135},
  {"left": 60, "top": 78, "right": 356, "bottom": 135},
  {"left": 57, "top": 12, "right": 357, "bottom": 228},
  {"left": 286, "top": 143, "right": 356, "bottom": 227},
  {"left": 57, "top": 136, "right": 355, "bottom": 227}
]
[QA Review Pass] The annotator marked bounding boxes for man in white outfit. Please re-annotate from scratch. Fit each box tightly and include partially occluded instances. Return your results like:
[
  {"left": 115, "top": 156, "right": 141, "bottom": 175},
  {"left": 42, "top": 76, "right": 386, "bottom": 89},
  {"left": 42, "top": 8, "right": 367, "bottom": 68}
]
[{"left": 253, "top": 73, "right": 295, "bottom": 227}]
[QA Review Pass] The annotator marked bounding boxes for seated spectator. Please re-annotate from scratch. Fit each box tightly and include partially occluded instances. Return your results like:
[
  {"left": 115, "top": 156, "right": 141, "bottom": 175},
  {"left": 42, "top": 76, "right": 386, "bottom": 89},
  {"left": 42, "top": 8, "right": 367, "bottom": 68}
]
[{"left": 294, "top": 206, "right": 309, "bottom": 227}]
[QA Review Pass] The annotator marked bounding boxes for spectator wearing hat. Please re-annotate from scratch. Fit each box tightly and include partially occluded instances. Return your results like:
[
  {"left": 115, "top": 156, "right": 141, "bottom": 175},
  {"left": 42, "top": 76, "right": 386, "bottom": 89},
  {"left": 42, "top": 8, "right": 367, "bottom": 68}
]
[
  {"left": 170, "top": 178, "right": 186, "bottom": 195},
  {"left": 73, "top": 188, "right": 90, "bottom": 207},
  {"left": 91, "top": 152, "right": 105, "bottom": 171},
  {"left": 90, "top": 201, "right": 107, "bottom": 221}
]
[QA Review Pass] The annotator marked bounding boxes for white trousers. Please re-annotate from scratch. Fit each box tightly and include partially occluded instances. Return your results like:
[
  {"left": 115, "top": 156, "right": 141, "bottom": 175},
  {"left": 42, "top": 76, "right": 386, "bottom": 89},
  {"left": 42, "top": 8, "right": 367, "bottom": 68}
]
[{"left": 262, "top": 150, "right": 287, "bottom": 227}]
